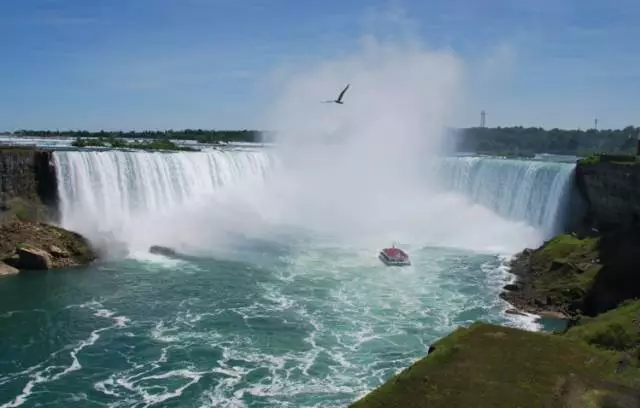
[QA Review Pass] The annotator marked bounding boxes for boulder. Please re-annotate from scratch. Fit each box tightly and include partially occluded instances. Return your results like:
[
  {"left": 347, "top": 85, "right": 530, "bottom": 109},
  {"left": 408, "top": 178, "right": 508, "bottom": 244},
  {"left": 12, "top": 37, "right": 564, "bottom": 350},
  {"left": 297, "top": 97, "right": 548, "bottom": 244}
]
[
  {"left": 15, "top": 246, "right": 53, "bottom": 270},
  {"left": 536, "top": 310, "right": 569, "bottom": 320},
  {"left": 0, "top": 220, "right": 96, "bottom": 270},
  {"left": 0, "top": 261, "right": 19, "bottom": 276},
  {"left": 503, "top": 284, "right": 520, "bottom": 292},
  {"left": 505, "top": 308, "right": 527, "bottom": 316},
  {"left": 48, "top": 244, "right": 70, "bottom": 258},
  {"left": 149, "top": 245, "right": 177, "bottom": 257}
]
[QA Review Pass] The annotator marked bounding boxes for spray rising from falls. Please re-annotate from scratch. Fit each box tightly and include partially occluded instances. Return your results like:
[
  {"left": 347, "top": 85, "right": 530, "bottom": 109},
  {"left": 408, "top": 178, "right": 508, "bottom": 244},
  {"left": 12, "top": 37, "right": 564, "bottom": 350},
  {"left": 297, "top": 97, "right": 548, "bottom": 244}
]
[{"left": 51, "top": 28, "right": 553, "bottom": 257}]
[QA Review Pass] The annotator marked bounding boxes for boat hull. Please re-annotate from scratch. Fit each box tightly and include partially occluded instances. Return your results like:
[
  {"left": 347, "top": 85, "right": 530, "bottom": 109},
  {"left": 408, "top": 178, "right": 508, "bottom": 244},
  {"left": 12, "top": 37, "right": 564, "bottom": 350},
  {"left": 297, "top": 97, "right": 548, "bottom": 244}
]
[{"left": 378, "top": 252, "right": 411, "bottom": 266}]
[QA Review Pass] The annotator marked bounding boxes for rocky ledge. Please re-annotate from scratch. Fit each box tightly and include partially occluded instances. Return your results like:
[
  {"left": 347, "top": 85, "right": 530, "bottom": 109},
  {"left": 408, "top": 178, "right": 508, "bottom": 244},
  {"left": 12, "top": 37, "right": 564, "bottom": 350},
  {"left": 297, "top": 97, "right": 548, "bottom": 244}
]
[
  {"left": 500, "top": 227, "right": 640, "bottom": 321},
  {"left": 0, "top": 220, "right": 96, "bottom": 276}
]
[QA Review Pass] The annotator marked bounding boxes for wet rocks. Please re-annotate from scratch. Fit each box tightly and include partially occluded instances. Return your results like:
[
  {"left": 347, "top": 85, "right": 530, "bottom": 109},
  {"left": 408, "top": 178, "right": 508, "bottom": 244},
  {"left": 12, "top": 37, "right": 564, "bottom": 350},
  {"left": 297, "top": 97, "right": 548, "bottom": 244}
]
[
  {"left": 13, "top": 246, "right": 53, "bottom": 270},
  {"left": 0, "top": 261, "right": 19, "bottom": 276},
  {"left": 149, "top": 245, "right": 177, "bottom": 257}
]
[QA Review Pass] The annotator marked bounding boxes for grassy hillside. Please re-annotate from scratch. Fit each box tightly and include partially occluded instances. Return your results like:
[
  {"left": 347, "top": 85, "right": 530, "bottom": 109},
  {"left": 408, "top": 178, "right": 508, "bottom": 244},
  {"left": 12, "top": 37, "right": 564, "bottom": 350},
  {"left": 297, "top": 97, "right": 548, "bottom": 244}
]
[
  {"left": 349, "top": 322, "right": 640, "bottom": 408},
  {"left": 564, "top": 300, "right": 640, "bottom": 355}
]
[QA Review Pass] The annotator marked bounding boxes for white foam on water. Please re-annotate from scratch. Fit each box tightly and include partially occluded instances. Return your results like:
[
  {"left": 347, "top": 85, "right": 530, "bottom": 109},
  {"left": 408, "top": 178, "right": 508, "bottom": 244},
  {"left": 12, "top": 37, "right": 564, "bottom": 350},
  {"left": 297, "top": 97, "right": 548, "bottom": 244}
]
[{"left": 0, "top": 302, "right": 130, "bottom": 408}]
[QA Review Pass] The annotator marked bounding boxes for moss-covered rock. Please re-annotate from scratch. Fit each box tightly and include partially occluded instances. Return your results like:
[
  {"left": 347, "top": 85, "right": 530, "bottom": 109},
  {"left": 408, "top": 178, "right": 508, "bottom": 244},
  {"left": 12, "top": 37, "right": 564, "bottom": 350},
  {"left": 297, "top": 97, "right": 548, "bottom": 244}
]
[
  {"left": 0, "top": 220, "right": 95, "bottom": 272},
  {"left": 500, "top": 233, "right": 601, "bottom": 318},
  {"left": 501, "top": 227, "right": 640, "bottom": 319},
  {"left": 349, "top": 323, "right": 640, "bottom": 408}
]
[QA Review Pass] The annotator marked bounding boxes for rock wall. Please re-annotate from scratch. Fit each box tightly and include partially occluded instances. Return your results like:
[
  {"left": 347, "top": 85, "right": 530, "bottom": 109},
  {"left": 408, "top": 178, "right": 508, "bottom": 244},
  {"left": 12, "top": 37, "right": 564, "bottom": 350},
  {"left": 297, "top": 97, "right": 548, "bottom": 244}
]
[
  {"left": 0, "top": 147, "right": 58, "bottom": 223},
  {"left": 575, "top": 159, "right": 640, "bottom": 232}
]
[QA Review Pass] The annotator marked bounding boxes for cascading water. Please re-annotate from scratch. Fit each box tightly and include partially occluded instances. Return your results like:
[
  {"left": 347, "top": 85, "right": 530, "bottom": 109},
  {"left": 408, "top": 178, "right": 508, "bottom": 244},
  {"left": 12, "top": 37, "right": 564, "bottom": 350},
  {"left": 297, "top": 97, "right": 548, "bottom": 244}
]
[
  {"left": 434, "top": 156, "right": 576, "bottom": 238},
  {"left": 53, "top": 149, "right": 276, "bottom": 252}
]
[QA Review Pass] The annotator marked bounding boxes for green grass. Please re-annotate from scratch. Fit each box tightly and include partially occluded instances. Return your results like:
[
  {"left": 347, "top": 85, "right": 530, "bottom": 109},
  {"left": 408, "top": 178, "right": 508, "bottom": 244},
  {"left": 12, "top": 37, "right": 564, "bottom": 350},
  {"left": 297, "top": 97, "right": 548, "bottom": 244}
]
[
  {"left": 578, "top": 154, "right": 639, "bottom": 166},
  {"left": 536, "top": 234, "right": 598, "bottom": 260},
  {"left": 349, "top": 323, "right": 639, "bottom": 408},
  {"left": 564, "top": 300, "right": 640, "bottom": 352}
]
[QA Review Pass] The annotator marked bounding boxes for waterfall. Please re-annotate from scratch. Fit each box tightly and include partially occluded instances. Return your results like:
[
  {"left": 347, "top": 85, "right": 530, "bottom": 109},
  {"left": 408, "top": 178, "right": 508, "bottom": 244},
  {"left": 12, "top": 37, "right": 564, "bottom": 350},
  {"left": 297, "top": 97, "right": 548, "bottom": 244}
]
[
  {"left": 434, "top": 156, "right": 576, "bottom": 238},
  {"left": 52, "top": 150, "right": 577, "bottom": 254},
  {"left": 53, "top": 150, "right": 276, "bottom": 250}
]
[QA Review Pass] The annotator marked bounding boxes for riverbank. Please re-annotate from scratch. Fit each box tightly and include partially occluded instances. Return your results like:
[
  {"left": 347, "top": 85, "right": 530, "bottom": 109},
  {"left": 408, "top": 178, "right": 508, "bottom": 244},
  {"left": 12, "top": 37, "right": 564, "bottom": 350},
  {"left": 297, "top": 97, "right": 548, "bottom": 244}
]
[{"left": 501, "top": 228, "right": 640, "bottom": 319}]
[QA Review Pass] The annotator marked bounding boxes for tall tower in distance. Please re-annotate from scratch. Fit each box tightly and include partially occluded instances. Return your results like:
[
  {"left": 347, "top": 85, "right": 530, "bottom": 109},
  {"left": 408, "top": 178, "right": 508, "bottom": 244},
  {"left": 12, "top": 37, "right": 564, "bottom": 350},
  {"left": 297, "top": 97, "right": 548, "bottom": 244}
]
[
  {"left": 594, "top": 117, "right": 598, "bottom": 130},
  {"left": 480, "top": 110, "right": 486, "bottom": 128}
]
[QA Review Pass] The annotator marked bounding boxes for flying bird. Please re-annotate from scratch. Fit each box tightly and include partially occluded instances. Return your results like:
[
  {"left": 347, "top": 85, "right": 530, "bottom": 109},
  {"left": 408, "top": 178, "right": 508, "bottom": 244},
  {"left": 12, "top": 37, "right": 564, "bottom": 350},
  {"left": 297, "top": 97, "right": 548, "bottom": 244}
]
[{"left": 322, "top": 84, "right": 350, "bottom": 104}]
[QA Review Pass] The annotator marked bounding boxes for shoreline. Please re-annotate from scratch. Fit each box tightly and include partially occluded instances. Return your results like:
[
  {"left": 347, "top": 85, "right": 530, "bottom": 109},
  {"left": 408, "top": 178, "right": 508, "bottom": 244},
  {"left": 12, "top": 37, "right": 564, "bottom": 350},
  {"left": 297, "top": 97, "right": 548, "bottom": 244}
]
[
  {"left": 498, "top": 245, "right": 573, "bottom": 323},
  {"left": 495, "top": 226, "right": 638, "bottom": 328},
  {"left": 496, "top": 252, "right": 562, "bottom": 333}
]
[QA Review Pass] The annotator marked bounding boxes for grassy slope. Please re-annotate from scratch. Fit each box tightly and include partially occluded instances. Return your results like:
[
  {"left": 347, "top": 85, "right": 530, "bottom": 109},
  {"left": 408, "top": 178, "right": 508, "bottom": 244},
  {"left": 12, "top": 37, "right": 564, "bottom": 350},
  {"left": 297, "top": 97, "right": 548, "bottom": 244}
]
[
  {"left": 564, "top": 300, "right": 640, "bottom": 353},
  {"left": 349, "top": 323, "right": 640, "bottom": 408}
]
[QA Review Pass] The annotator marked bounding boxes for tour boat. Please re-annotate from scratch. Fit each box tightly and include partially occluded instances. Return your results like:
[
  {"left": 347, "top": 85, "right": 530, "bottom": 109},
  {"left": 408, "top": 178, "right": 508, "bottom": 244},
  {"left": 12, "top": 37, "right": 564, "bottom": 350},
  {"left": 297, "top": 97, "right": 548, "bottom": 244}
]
[{"left": 378, "top": 244, "right": 411, "bottom": 266}]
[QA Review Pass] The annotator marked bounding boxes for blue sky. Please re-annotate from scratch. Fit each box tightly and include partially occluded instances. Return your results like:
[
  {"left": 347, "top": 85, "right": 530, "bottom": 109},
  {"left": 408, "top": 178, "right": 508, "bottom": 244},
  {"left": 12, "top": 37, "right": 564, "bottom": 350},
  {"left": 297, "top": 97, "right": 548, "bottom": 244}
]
[{"left": 0, "top": 0, "right": 638, "bottom": 131}]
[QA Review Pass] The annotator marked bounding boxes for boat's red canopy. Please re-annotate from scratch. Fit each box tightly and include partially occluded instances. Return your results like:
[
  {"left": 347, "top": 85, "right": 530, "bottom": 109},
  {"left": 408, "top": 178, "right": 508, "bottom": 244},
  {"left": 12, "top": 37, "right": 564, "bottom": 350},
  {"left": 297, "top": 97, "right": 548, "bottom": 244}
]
[{"left": 382, "top": 247, "right": 408, "bottom": 259}]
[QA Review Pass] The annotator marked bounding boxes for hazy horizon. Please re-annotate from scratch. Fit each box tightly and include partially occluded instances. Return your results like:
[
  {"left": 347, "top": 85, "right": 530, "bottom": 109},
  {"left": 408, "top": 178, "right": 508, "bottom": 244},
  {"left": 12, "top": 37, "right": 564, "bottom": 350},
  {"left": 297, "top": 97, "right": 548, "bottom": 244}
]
[{"left": 2, "top": 124, "right": 638, "bottom": 134}]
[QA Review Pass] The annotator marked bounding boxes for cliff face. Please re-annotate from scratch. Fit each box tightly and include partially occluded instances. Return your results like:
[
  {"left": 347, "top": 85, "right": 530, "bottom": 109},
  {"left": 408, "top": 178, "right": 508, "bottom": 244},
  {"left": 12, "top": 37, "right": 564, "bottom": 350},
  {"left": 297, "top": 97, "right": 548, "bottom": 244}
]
[
  {"left": 0, "top": 147, "right": 58, "bottom": 223},
  {"left": 575, "top": 159, "right": 640, "bottom": 232}
]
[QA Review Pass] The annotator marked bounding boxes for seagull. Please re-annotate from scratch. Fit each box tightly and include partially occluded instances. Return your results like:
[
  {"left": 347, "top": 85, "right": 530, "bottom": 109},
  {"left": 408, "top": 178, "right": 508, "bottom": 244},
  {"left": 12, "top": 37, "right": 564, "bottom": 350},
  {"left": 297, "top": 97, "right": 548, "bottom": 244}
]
[{"left": 322, "top": 84, "right": 350, "bottom": 104}]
